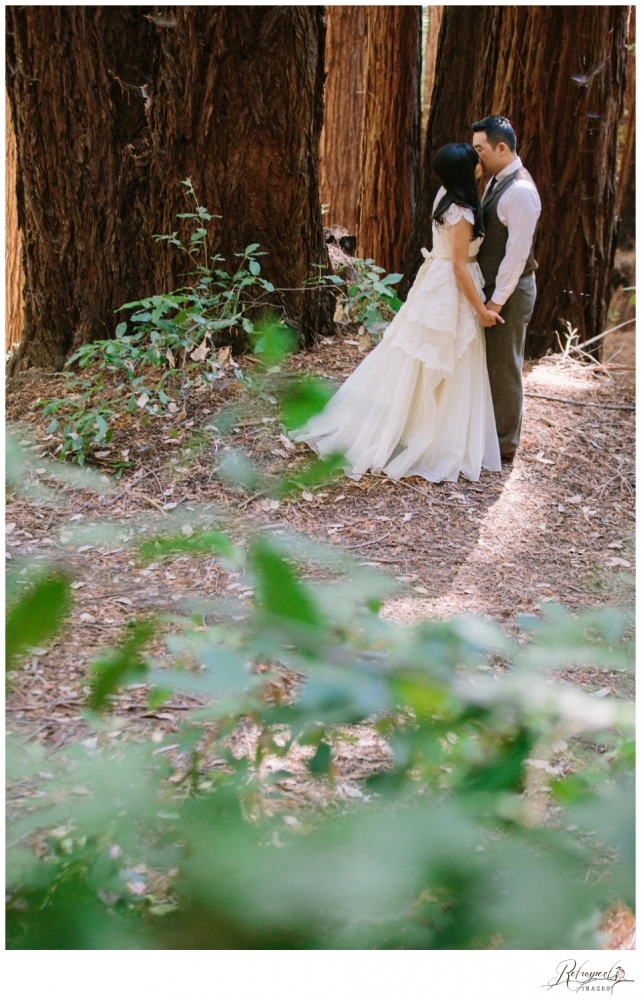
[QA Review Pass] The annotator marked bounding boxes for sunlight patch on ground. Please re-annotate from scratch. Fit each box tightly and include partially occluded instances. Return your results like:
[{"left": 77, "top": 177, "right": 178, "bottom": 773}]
[{"left": 383, "top": 461, "right": 553, "bottom": 623}]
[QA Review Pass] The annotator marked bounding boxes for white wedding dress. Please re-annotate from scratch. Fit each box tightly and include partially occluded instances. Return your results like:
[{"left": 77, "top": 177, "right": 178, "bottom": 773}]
[{"left": 292, "top": 191, "right": 501, "bottom": 483}]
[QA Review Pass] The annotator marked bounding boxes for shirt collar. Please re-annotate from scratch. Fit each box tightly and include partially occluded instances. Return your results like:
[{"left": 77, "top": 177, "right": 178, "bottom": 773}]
[{"left": 495, "top": 155, "right": 522, "bottom": 183}]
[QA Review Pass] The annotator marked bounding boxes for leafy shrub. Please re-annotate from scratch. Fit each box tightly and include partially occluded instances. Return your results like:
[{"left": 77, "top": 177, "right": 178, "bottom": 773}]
[
  {"left": 5, "top": 393, "right": 635, "bottom": 949},
  {"left": 335, "top": 258, "right": 403, "bottom": 340}
]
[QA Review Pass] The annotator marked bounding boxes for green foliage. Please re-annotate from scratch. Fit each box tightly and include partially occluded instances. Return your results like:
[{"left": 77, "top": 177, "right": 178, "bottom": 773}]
[
  {"left": 6, "top": 201, "right": 635, "bottom": 950},
  {"left": 278, "top": 375, "right": 336, "bottom": 431},
  {"left": 87, "top": 619, "right": 156, "bottom": 711},
  {"left": 36, "top": 183, "right": 291, "bottom": 467},
  {"left": 251, "top": 536, "right": 323, "bottom": 628},
  {"left": 6, "top": 510, "right": 635, "bottom": 948},
  {"left": 137, "top": 530, "right": 235, "bottom": 565},
  {"left": 36, "top": 380, "right": 116, "bottom": 465},
  {"left": 340, "top": 259, "right": 403, "bottom": 339},
  {"left": 6, "top": 570, "right": 72, "bottom": 671}
]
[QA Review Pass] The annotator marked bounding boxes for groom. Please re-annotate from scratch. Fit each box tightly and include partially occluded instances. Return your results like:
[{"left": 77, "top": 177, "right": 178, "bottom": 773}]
[{"left": 471, "top": 115, "right": 541, "bottom": 462}]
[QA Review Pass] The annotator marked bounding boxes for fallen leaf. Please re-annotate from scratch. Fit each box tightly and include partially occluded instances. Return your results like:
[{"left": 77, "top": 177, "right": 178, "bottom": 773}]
[
  {"left": 402, "top": 512, "right": 413, "bottom": 522},
  {"left": 181, "top": 524, "right": 194, "bottom": 537},
  {"left": 217, "top": 346, "right": 231, "bottom": 368},
  {"left": 165, "top": 350, "right": 176, "bottom": 369},
  {"left": 607, "top": 541, "right": 624, "bottom": 549},
  {"left": 566, "top": 494, "right": 583, "bottom": 504},
  {"left": 358, "top": 331, "right": 373, "bottom": 353},
  {"left": 333, "top": 301, "right": 344, "bottom": 323},
  {"left": 301, "top": 491, "right": 314, "bottom": 502},
  {"left": 191, "top": 338, "right": 210, "bottom": 362},
  {"left": 413, "top": 586, "right": 429, "bottom": 595},
  {"left": 607, "top": 557, "right": 631, "bottom": 568},
  {"left": 533, "top": 451, "right": 555, "bottom": 465},
  {"left": 5, "top": 523, "right": 16, "bottom": 534},
  {"left": 71, "top": 581, "right": 86, "bottom": 590},
  {"left": 79, "top": 612, "right": 96, "bottom": 623},
  {"left": 593, "top": 687, "right": 611, "bottom": 699},
  {"left": 137, "top": 393, "right": 150, "bottom": 409},
  {"left": 114, "top": 597, "right": 133, "bottom": 606}
]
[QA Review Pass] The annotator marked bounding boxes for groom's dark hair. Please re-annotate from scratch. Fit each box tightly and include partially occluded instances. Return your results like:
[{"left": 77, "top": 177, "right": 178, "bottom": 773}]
[{"left": 470, "top": 115, "right": 517, "bottom": 152}]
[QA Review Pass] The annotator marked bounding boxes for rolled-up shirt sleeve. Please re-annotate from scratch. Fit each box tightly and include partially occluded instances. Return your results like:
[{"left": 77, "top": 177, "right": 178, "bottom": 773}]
[{"left": 492, "top": 182, "right": 541, "bottom": 305}]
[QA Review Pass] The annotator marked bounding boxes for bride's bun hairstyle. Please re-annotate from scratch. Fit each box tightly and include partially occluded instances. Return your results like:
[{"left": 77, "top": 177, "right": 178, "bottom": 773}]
[{"left": 432, "top": 142, "right": 484, "bottom": 239}]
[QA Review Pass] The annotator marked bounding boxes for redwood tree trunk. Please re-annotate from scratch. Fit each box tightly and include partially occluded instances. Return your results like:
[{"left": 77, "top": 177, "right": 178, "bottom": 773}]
[
  {"left": 7, "top": 5, "right": 333, "bottom": 370},
  {"left": 319, "top": 5, "right": 366, "bottom": 232},
  {"left": 148, "top": 6, "right": 334, "bottom": 346},
  {"left": 357, "top": 6, "right": 422, "bottom": 274},
  {"left": 403, "top": 6, "right": 629, "bottom": 356},
  {"left": 6, "top": 6, "right": 155, "bottom": 372},
  {"left": 616, "top": 6, "right": 635, "bottom": 250},
  {"left": 5, "top": 92, "right": 23, "bottom": 353},
  {"left": 421, "top": 6, "right": 443, "bottom": 151}
]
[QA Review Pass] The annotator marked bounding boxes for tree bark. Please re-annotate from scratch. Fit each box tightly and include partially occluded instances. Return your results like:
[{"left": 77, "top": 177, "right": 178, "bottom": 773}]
[
  {"left": 402, "top": 6, "right": 629, "bottom": 357},
  {"left": 421, "top": 6, "right": 443, "bottom": 152},
  {"left": 7, "top": 5, "right": 333, "bottom": 370},
  {"left": 616, "top": 6, "right": 635, "bottom": 250},
  {"left": 6, "top": 6, "right": 156, "bottom": 372},
  {"left": 148, "top": 5, "right": 334, "bottom": 346},
  {"left": 357, "top": 5, "right": 422, "bottom": 274},
  {"left": 5, "top": 92, "right": 23, "bottom": 353},
  {"left": 319, "top": 5, "right": 366, "bottom": 232}
]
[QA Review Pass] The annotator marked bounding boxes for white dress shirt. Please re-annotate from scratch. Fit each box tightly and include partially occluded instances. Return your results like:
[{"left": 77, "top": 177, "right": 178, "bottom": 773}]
[{"left": 483, "top": 156, "right": 541, "bottom": 305}]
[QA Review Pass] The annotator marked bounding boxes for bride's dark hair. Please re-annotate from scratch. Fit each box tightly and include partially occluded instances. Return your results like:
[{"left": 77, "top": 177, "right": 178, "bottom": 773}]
[{"left": 432, "top": 143, "right": 484, "bottom": 239}]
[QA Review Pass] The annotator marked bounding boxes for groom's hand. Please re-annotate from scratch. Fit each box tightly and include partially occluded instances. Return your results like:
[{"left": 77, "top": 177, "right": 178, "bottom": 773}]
[{"left": 486, "top": 300, "right": 502, "bottom": 314}]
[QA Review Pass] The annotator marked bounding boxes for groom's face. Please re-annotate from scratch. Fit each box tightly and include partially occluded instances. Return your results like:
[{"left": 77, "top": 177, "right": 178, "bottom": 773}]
[{"left": 473, "top": 132, "right": 505, "bottom": 177}]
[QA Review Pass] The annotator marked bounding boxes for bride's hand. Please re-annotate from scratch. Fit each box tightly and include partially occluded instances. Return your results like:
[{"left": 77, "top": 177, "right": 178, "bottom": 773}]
[{"left": 478, "top": 307, "right": 505, "bottom": 327}]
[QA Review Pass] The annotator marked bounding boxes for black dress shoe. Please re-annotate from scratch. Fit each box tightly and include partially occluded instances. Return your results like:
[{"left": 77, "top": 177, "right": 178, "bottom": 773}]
[{"left": 501, "top": 450, "right": 516, "bottom": 462}]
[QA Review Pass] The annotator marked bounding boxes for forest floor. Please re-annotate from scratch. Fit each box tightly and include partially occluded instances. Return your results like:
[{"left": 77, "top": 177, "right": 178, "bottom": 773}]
[{"left": 6, "top": 315, "right": 635, "bottom": 947}]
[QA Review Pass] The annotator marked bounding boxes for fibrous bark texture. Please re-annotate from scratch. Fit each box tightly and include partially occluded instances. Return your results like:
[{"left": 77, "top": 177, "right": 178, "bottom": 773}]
[
  {"left": 616, "top": 6, "right": 635, "bottom": 250},
  {"left": 6, "top": 6, "right": 155, "bottom": 371},
  {"left": 7, "top": 5, "right": 333, "bottom": 369},
  {"left": 357, "top": 6, "right": 422, "bottom": 274},
  {"left": 148, "top": 6, "right": 334, "bottom": 346},
  {"left": 319, "top": 5, "right": 366, "bottom": 231},
  {"left": 403, "top": 6, "right": 629, "bottom": 357},
  {"left": 5, "top": 92, "right": 23, "bottom": 353},
  {"left": 421, "top": 6, "right": 443, "bottom": 151}
]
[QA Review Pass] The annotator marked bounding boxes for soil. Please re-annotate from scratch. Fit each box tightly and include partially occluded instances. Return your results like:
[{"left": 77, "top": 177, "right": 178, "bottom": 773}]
[{"left": 6, "top": 315, "right": 635, "bottom": 946}]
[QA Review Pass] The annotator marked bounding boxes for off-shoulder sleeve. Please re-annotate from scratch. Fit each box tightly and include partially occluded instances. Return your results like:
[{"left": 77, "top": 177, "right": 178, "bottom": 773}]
[{"left": 442, "top": 203, "right": 475, "bottom": 228}]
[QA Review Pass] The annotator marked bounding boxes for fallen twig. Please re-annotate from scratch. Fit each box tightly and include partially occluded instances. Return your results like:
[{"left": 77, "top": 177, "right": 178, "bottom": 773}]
[
  {"left": 524, "top": 392, "right": 634, "bottom": 411},
  {"left": 343, "top": 532, "right": 390, "bottom": 550}
]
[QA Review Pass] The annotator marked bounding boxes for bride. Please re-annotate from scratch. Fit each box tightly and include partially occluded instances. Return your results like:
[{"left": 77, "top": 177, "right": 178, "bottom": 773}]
[{"left": 292, "top": 143, "right": 504, "bottom": 483}]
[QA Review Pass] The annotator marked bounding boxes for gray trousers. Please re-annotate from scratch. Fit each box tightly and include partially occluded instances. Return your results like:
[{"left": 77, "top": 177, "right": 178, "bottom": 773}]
[{"left": 483, "top": 273, "right": 536, "bottom": 453}]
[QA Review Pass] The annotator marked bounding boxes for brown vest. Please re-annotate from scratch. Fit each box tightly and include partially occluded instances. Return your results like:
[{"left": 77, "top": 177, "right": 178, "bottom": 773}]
[{"left": 477, "top": 166, "right": 538, "bottom": 296}]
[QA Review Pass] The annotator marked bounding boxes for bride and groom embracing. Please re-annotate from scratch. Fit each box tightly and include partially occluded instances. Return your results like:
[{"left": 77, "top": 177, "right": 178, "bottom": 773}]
[{"left": 293, "top": 115, "right": 542, "bottom": 484}]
